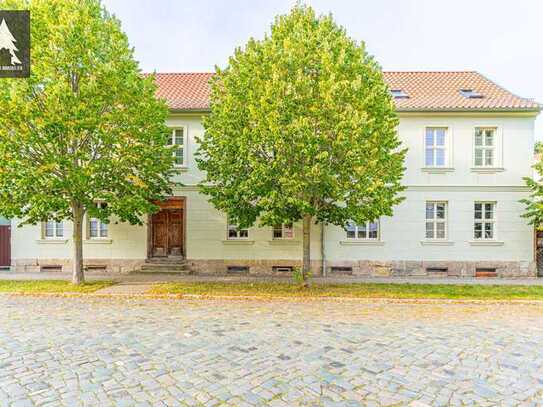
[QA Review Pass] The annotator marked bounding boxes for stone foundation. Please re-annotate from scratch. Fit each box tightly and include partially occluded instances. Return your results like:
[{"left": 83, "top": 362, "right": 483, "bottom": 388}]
[
  {"left": 326, "top": 260, "right": 536, "bottom": 278},
  {"left": 187, "top": 259, "right": 322, "bottom": 276},
  {"left": 12, "top": 258, "right": 145, "bottom": 274},
  {"left": 12, "top": 257, "right": 537, "bottom": 278}
]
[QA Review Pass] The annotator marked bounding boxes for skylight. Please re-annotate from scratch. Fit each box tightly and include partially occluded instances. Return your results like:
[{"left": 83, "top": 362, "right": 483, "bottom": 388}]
[
  {"left": 460, "top": 89, "right": 483, "bottom": 99},
  {"left": 390, "top": 89, "right": 409, "bottom": 99}
]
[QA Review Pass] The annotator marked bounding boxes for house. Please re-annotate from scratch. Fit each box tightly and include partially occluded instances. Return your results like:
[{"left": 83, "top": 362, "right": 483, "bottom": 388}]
[{"left": 10, "top": 71, "right": 542, "bottom": 277}]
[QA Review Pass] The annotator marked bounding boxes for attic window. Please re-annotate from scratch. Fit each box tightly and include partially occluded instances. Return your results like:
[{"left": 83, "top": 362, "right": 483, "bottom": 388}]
[
  {"left": 460, "top": 89, "right": 483, "bottom": 99},
  {"left": 390, "top": 89, "right": 409, "bottom": 99}
]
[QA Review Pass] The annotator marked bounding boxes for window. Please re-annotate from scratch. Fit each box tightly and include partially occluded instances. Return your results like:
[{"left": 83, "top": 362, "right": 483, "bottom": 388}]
[
  {"left": 227, "top": 221, "right": 248, "bottom": 239},
  {"left": 474, "top": 128, "right": 495, "bottom": 167},
  {"left": 44, "top": 220, "right": 63, "bottom": 239},
  {"left": 89, "top": 203, "right": 108, "bottom": 239},
  {"left": 425, "top": 202, "right": 447, "bottom": 239},
  {"left": 474, "top": 202, "right": 495, "bottom": 240},
  {"left": 460, "top": 89, "right": 483, "bottom": 99},
  {"left": 273, "top": 223, "right": 293, "bottom": 239},
  {"left": 425, "top": 127, "right": 447, "bottom": 167},
  {"left": 390, "top": 89, "right": 409, "bottom": 99},
  {"left": 168, "top": 128, "right": 186, "bottom": 166},
  {"left": 345, "top": 221, "right": 379, "bottom": 240}
]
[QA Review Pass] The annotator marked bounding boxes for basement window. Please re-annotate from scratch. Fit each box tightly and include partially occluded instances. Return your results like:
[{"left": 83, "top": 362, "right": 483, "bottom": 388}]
[
  {"left": 426, "top": 267, "right": 448, "bottom": 274},
  {"left": 40, "top": 265, "right": 62, "bottom": 272},
  {"left": 272, "top": 266, "right": 293, "bottom": 273},
  {"left": 475, "top": 268, "right": 497, "bottom": 277},
  {"left": 460, "top": 88, "right": 483, "bottom": 99},
  {"left": 227, "top": 266, "right": 249, "bottom": 274},
  {"left": 85, "top": 265, "right": 107, "bottom": 272},
  {"left": 330, "top": 266, "right": 353, "bottom": 275},
  {"left": 390, "top": 89, "right": 409, "bottom": 99}
]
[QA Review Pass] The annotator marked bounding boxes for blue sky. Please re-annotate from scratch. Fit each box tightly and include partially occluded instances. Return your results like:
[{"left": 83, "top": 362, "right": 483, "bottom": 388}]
[{"left": 103, "top": 0, "right": 543, "bottom": 137}]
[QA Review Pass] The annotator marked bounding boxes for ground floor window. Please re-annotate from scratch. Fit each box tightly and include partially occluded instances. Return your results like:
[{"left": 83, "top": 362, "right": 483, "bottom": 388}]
[
  {"left": 474, "top": 202, "right": 495, "bottom": 239},
  {"left": 345, "top": 221, "right": 379, "bottom": 240},
  {"left": 425, "top": 201, "right": 447, "bottom": 239},
  {"left": 227, "top": 220, "right": 249, "bottom": 239},
  {"left": 44, "top": 221, "right": 63, "bottom": 238},
  {"left": 88, "top": 203, "right": 108, "bottom": 238},
  {"left": 273, "top": 223, "right": 293, "bottom": 239}
]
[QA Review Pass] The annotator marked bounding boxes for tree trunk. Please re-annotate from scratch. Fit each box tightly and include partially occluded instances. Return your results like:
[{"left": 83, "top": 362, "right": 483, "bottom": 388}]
[
  {"left": 302, "top": 214, "right": 312, "bottom": 285},
  {"left": 71, "top": 202, "right": 85, "bottom": 285}
]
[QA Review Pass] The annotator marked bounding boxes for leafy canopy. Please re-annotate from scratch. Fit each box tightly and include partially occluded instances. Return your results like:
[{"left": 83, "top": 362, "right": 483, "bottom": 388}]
[
  {"left": 0, "top": 0, "right": 175, "bottom": 225},
  {"left": 522, "top": 160, "right": 543, "bottom": 228},
  {"left": 197, "top": 5, "right": 406, "bottom": 228}
]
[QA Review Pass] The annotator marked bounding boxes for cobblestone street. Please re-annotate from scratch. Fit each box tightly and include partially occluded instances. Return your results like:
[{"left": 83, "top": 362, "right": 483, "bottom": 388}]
[{"left": 2, "top": 296, "right": 543, "bottom": 406}]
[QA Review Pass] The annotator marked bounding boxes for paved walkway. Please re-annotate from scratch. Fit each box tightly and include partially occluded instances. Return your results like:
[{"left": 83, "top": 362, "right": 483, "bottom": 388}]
[
  {"left": 1, "top": 270, "right": 542, "bottom": 286},
  {"left": 1, "top": 296, "right": 543, "bottom": 406}
]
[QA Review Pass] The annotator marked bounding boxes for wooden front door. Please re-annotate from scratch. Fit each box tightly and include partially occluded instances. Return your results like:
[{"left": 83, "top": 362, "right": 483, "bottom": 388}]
[
  {"left": 151, "top": 209, "right": 184, "bottom": 257},
  {"left": 0, "top": 225, "right": 10, "bottom": 267}
]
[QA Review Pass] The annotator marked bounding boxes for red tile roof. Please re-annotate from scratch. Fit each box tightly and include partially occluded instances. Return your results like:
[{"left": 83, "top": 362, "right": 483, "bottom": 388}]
[
  {"left": 153, "top": 72, "right": 213, "bottom": 110},
  {"left": 151, "top": 71, "right": 540, "bottom": 112}
]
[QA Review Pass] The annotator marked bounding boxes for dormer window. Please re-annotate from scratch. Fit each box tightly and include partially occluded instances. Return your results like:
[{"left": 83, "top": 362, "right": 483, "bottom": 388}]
[
  {"left": 390, "top": 89, "right": 409, "bottom": 99},
  {"left": 460, "top": 89, "right": 483, "bottom": 99}
]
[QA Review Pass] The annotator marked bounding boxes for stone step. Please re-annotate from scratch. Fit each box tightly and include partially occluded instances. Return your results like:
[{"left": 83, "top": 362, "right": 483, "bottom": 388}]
[
  {"left": 133, "top": 268, "right": 193, "bottom": 275},
  {"left": 140, "top": 263, "right": 189, "bottom": 271},
  {"left": 145, "top": 257, "right": 185, "bottom": 264}
]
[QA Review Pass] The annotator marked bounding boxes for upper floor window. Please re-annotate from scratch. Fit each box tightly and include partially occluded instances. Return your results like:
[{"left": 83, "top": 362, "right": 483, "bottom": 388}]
[
  {"left": 89, "top": 203, "right": 108, "bottom": 239},
  {"left": 425, "top": 202, "right": 447, "bottom": 239},
  {"left": 227, "top": 221, "right": 248, "bottom": 240},
  {"left": 273, "top": 223, "right": 293, "bottom": 239},
  {"left": 345, "top": 221, "right": 379, "bottom": 240},
  {"left": 474, "top": 202, "right": 495, "bottom": 240},
  {"left": 168, "top": 127, "right": 187, "bottom": 167},
  {"left": 425, "top": 127, "right": 447, "bottom": 167},
  {"left": 474, "top": 128, "right": 495, "bottom": 167},
  {"left": 44, "top": 220, "right": 63, "bottom": 239}
]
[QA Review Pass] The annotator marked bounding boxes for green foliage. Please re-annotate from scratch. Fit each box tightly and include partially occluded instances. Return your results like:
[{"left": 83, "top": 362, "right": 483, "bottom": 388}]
[
  {"left": 522, "top": 157, "right": 543, "bottom": 228},
  {"left": 291, "top": 266, "right": 310, "bottom": 286},
  {"left": 0, "top": 0, "right": 175, "bottom": 227},
  {"left": 197, "top": 4, "right": 406, "bottom": 231}
]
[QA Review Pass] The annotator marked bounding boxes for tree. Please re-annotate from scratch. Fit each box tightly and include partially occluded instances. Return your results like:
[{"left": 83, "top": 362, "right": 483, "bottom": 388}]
[
  {"left": 0, "top": 0, "right": 175, "bottom": 284},
  {"left": 0, "top": 18, "right": 22, "bottom": 64},
  {"left": 197, "top": 5, "right": 406, "bottom": 284},
  {"left": 522, "top": 155, "right": 543, "bottom": 228}
]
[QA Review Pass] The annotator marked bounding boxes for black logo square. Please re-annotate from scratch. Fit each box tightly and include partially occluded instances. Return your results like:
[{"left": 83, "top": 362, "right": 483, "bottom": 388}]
[{"left": 0, "top": 10, "right": 30, "bottom": 78}]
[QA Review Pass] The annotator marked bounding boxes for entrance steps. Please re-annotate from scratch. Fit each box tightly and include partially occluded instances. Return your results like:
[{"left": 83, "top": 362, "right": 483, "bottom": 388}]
[{"left": 136, "top": 257, "right": 194, "bottom": 274}]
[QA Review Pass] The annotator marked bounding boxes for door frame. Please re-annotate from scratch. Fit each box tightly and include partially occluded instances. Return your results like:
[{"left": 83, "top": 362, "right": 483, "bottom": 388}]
[{"left": 147, "top": 197, "right": 186, "bottom": 258}]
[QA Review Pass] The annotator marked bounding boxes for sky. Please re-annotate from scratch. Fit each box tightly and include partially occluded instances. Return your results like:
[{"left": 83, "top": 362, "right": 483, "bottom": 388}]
[{"left": 103, "top": 0, "right": 543, "bottom": 137}]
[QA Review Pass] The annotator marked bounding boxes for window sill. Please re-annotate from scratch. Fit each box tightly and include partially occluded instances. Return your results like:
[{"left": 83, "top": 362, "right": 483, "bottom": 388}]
[
  {"left": 420, "top": 240, "right": 454, "bottom": 246},
  {"left": 470, "top": 167, "right": 505, "bottom": 174},
  {"left": 84, "top": 238, "right": 113, "bottom": 245},
  {"left": 222, "top": 239, "right": 255, "bottom": 245},
  {"left": 468, "top": 240, "right": 504, "bottom": 246},
  {"left": 421, "top": 167, "right": 455, "bottom": 174},
  {"left": 339, "top": 240, "right": 385, "bottom": 246},
  {"left": 36, "top": 239, "right": 68, "bottom": 244},
  {"left": 269, "top": 239, "right": 299, "bottom": 246}
]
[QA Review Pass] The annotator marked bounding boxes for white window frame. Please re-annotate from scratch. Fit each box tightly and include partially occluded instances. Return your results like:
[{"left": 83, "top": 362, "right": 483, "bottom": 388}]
[
  {"left": 474, "top": 202, "right": 496, "bottom": 240},
  {"left": 227, "top": 220, "right": 249, "bottom": 240},
  {"left": 424, "top": 127, "right": 449, "bottom": 168},
  {"left": 473, "top": 126, "right": 502, "bottom": 169},
  {"left": 43, "top": 220, "right": 64, "bottom": 239},
  {"left": 272, "top": 223, "right": 294, "bottom": 240},
  {"left": 425, "top": 201, "right": 448, "bottom": 240},
  {"left": 345, "top": 221, "right": 380, "bottom": 240},
  {"left": 168, "top": 126, "right": 188, "bottom": 167},
  {"left": 88, "top": 202, "right": 108, "bottom": 239}
]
